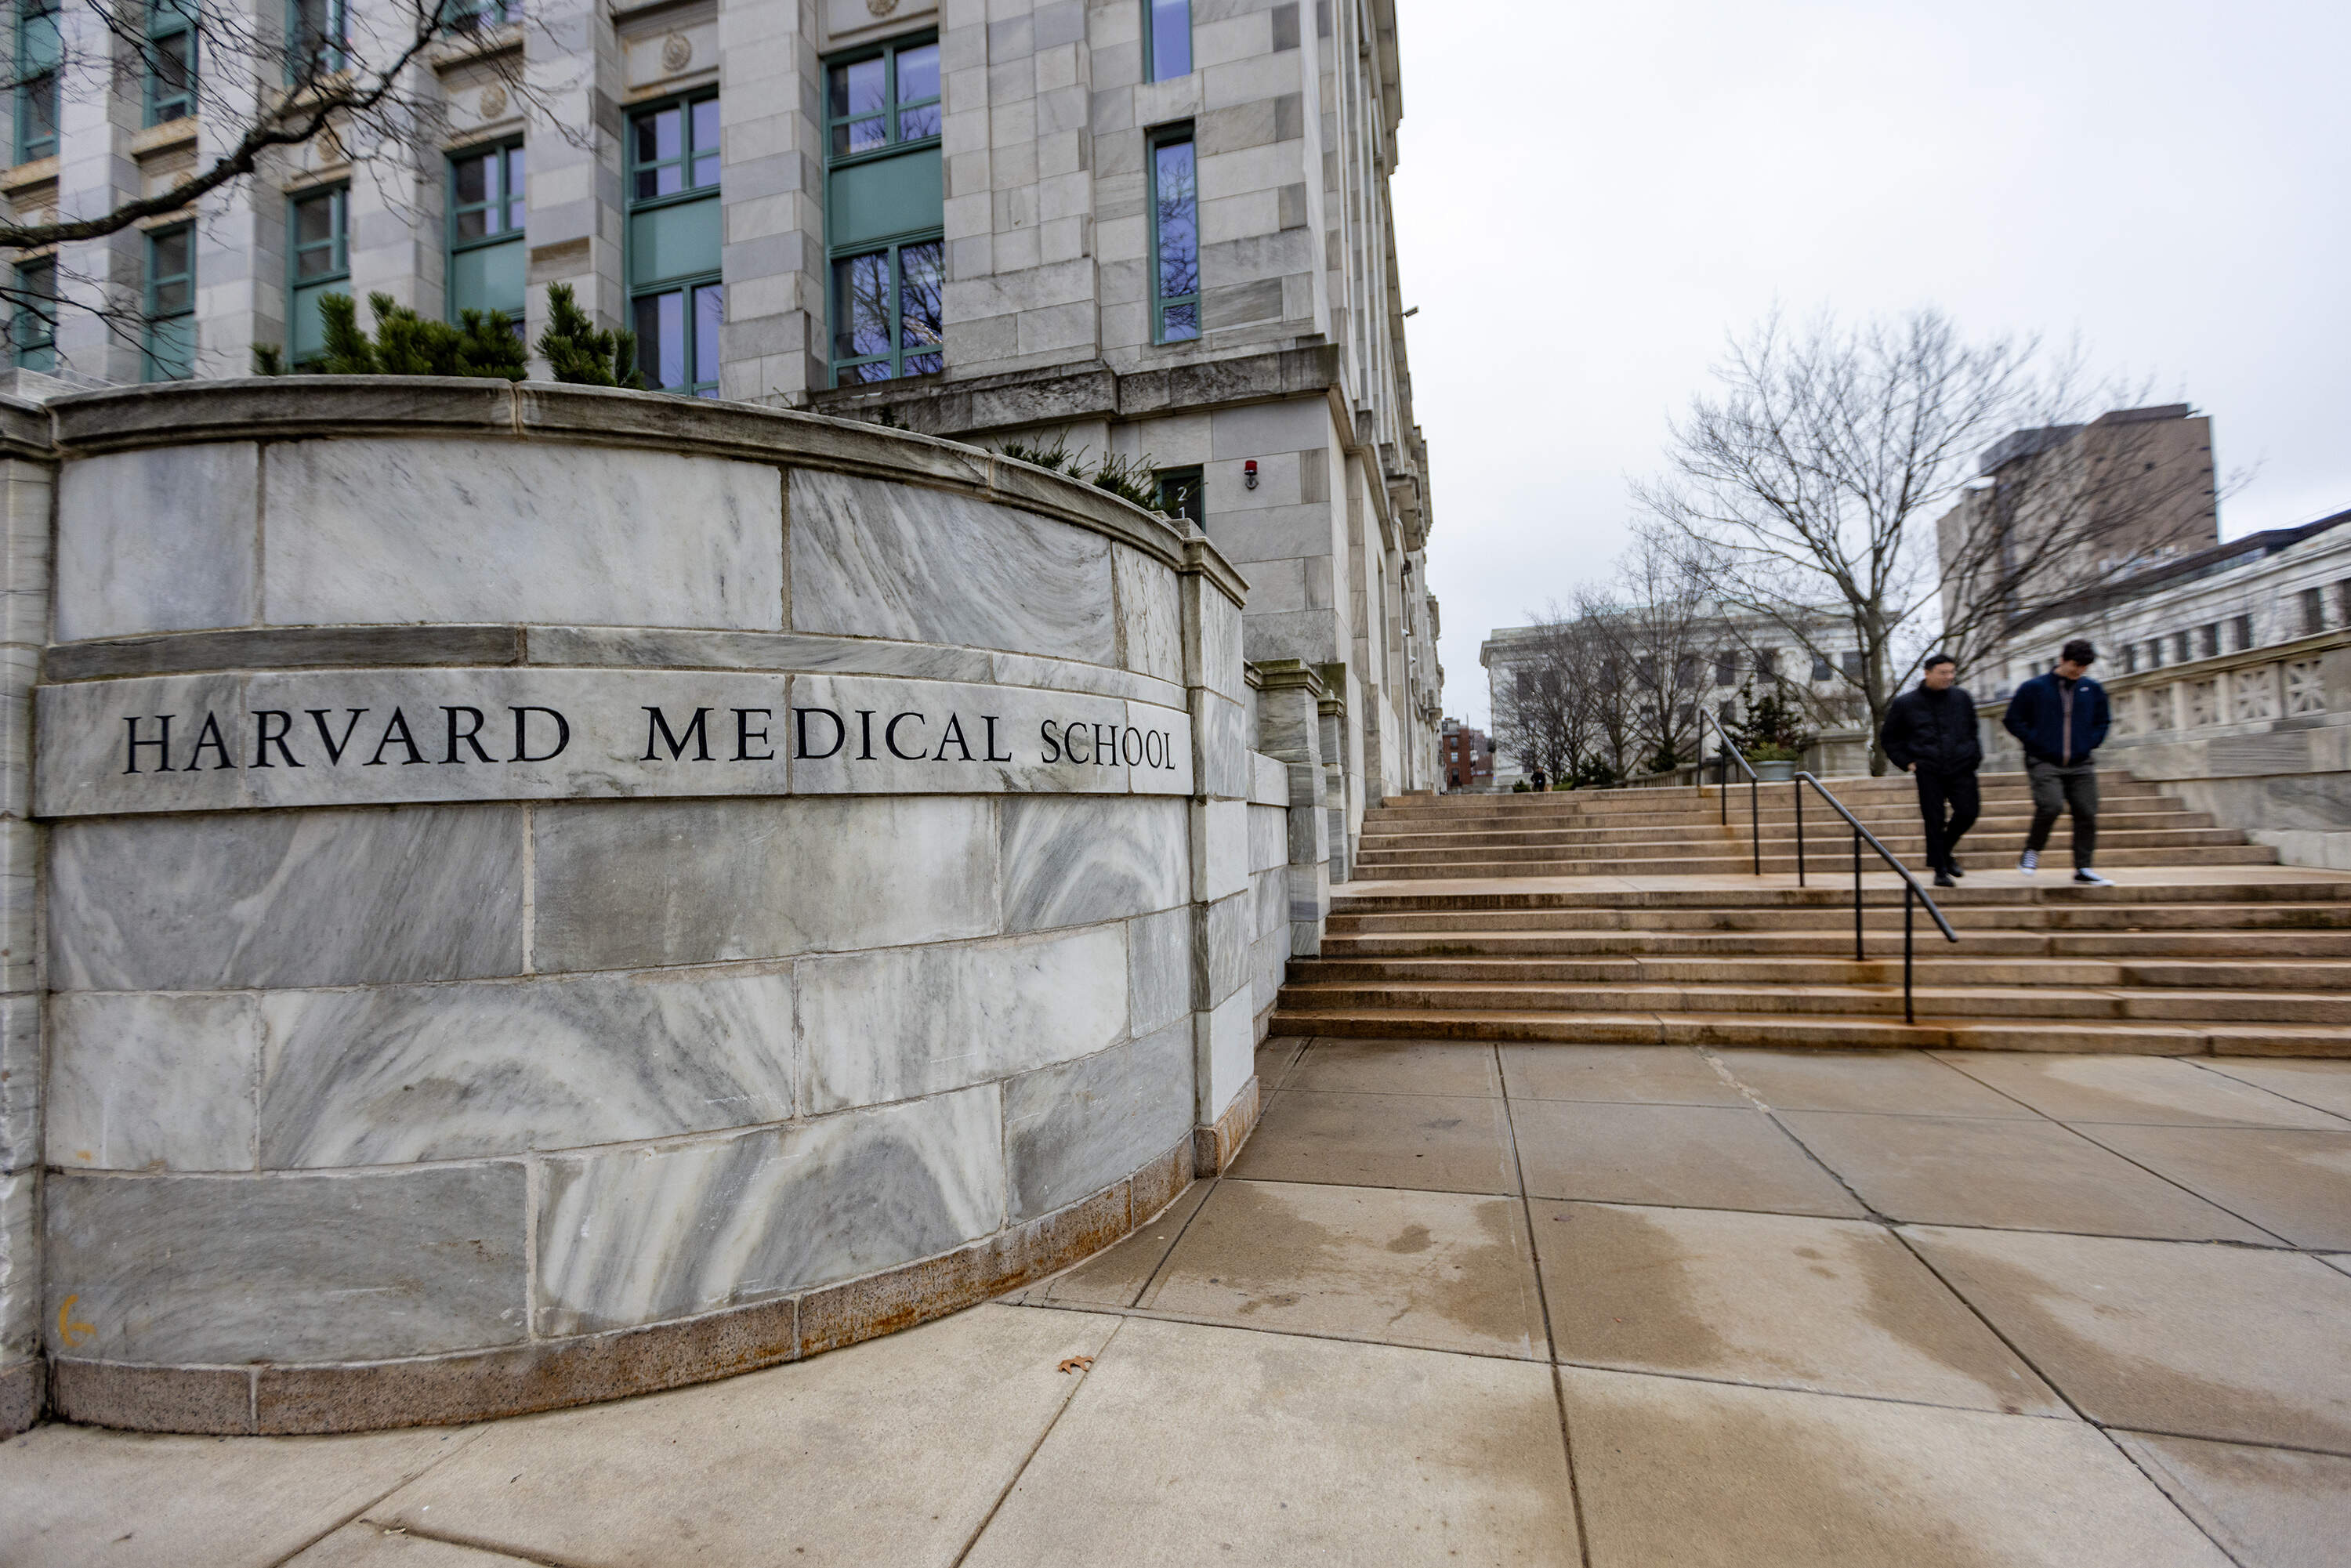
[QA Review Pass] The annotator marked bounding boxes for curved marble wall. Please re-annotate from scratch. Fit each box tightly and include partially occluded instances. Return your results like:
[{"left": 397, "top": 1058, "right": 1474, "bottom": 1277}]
[{"left": 23, "top": 380, "right": 1274, "bottom": 1433}]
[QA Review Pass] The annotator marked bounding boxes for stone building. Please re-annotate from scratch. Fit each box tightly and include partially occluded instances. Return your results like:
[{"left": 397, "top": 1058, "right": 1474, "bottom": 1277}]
[{"left": 0, "top": 0, "right": 1444, "bottom": 864}]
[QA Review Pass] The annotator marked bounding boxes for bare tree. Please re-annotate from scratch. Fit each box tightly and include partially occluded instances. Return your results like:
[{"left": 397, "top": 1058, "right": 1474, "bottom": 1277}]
[
  {"left": 1577, "top": 533, "right": 1715, "bottom": 775},
  {"left": 1, "top": 0, "right": 567, "bottom": 346},
  {"left": 1634, "top": 307, "right": 2221, "bottom": 772}
]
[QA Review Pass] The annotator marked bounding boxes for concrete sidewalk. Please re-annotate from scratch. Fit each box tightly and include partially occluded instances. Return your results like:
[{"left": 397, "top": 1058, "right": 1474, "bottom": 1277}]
[{"left": 7, "top": 1041, "right": 2351, "bottom": 1565}]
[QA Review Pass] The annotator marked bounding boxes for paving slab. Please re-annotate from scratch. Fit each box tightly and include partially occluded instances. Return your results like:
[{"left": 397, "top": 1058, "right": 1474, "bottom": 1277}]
[
  {"left": 1713, "top": 1048, "right": 2036, "bottom": 1117},
  {"left": 1224, "top": 1088, "right": 1519, "bottom": 1194},
  {"left": 0, "top": 1422, "right": 480, "bottom": 1568},
  {"left": 1904, "top": 1226, "right": 2351, "bottom": 1452},
  {"left": 1031, "top": 1179, "right": 1212, "bottom": 1308},
  {"left": 1500, "top": 1043, "right": 1747, "bottom": 1106},
  {"left": 1142, "top": 1179, "right": 1545, "bottom": 1359},
  {"left": 286, "top": 1523, "right": 542, "bottom": 1566},
  {"left": 961, "top": 1316, "right": 1581, "bottom": 1566},
  {"left": 1253, "top": 1037, "right": 1306, "bottom": 1092},
  {"left": 2194, "top": 1057, "right": 2351, "bottom": 1121},
  {"left": 2070, "top": 1124, "right": 2351, "bottom": 1250},
  {"left": 1284, "top": 1037, "right": 1502, "bottom": 1096},
  {"left": 1558, "top": 1364, "right": 2230, "bottom": 1566},
  {"left": 1933, "top": 1052, "right": 2350, "bottom": 1128},
  {"left": 1511, "top": 1100, "right": 1864, "bottom": 1217},
  {"left": 1533, "top": 1200, "right": 2063, "bottom": 1414},
  {"left": 363, "top": 1305, "right": 1114, "bottom": 1567},
  {"left": 2114, "top": 1431, "right": 2351, "bottom": 1568},
  {"left": 1780, "top": 1111, "right": 2277, "bottom": 1241}
]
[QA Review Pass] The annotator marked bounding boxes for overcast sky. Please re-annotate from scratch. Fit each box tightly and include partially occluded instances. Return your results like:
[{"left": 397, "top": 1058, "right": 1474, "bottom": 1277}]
[{"left": 1389, "top": 0, "right": 2351, "bottom": 728}]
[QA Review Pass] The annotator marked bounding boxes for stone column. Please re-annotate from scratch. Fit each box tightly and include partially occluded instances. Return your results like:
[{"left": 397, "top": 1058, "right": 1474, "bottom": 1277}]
[
  {"left": 1179, "top": 532, "right": 1256, "bottom": 1171},
  {"left": 0, "top": 410, "right": 53, "bottom": 1437},
  {"left": 1249, "top": 659, "right": 1330, "bottom": 957},
  {"left": 1315, "top": 661, "right": 1351, "bottom": 883},
  {"left": 50, "top": 4, "right": 141, "bottom": 382},
  {"left": 715, "top": 0, "right": 822, "bottom": 404},
  {"left": 524, "top": 0, "right": 626, "bottom": 354}
]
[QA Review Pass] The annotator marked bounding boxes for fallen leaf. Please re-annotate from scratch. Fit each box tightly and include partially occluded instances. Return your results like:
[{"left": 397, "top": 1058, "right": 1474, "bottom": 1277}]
[{"left": 1057, "top": 1356, "right": 1095, "bottom": 1374}]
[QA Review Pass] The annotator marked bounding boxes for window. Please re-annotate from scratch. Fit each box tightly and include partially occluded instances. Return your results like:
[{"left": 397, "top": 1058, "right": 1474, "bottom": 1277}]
[
  {"left": 1154, "top": 465, "right": 1203, "bottom": 526},
  {"left": 1840, "top": 650, "right": 1864, "bottom": 680},
  {"left": 2197, "top": 623, "right": 2219, "bottom": 659},
  {"left": 2231, "top": 614, "right": 2254, "bottom": 654},
  {"left": 145, "top": 0, "right": 196, "bottom": 125},
  {"left": 1149, "top": 129, "right": 1197, "bottom": 343},
  {"left": 2143, "top": 639, "right": 2161, "bottom": 670},
  {"left": 628, "top": 93, "right": 723, "bottom": 396},
  {"left": 448, "top": 140, "right": 524, "bottom": 330},
  {"left": 288, "top": 0, "right": 346, "bottom": 78},
  {"left": 1809, "top": 653, "right": 1834, "bottom": 683},
  {"left": 2122, "top": 643, "right": 2139, "bottom": 675},
  {"left": 824, "top": 38, "right": 941, "bottom": 386},
  {"left": 2301, "top": 588, "right": 2325, "bottom": 638},
  {"left": 10, "top": 258, "right": 54, "bottom": 371},
  {"left": 442, "top": 0, "right": 510, "bottom": 34},
  {"left": 287, "top": 184, "right": 348, "bottom": 364},
  {"left": 15, "top": 0, "right": 59, "bottom": 163},
  {"left": 143, "top": 224, "right": 194, "bottom": 381},
  {"left": 1754, "top": 648, "right": 1779, "bottom": 679},
  {"left": 1143, "top": 0, "right": 1190, "bottom": 81},
  {"left": 1712, "top": 653, "right": 1737, "bottom": 686}
]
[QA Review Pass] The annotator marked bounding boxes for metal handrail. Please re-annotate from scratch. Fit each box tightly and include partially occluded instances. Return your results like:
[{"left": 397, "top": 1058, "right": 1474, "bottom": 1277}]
[
  {"left": 1694, "top": 705, "right": 1761, "bottom": 875},
  {"left": 1791, "top": 770, "right": 1959, "bottom": 1025}
]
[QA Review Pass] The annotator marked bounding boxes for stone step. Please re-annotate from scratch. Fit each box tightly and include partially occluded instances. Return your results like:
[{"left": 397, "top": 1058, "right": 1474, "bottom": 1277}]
[
  {"left": 1319, "top": 928, "right": 2351, "bottom": 958},
  {"left": 1325, "top": 902, "right": 2351, "bottom": 934},
  {"left": 1275, "top": 977, "right": 2349, "bottom": 1024},
  {"left": 1349, "top": 845, "right": 2283, "bottom": 879},
  {"left": 1328, "top": 881, "right": 2349, "bottom": 912},
  {"left": 1353, "top": 827, "right": 2255, "bottom": 866},
  {"left": 1296, "top": 953, "right": 2351, "bottom": 990},
  {"left": 1356, "top": 809, "right": 2212, "bottom": 849},
  {"left": 1262, "top": 1005, "right": 2351, "bottom": 1057},
  {"left": 1360, "top": 795, "right": 2182, "bottom": 830}
]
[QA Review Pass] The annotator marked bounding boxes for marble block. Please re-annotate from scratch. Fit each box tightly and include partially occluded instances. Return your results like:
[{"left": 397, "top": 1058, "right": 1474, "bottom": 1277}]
[
  {"left": 0, "top": 994, "right": 34, "bottom": 1172},
  {"left": 48, "top": 806, "right": 525, "bottom": 990},
  {"left": 789, "top": 469, "right": 1114, "bottom": 664},
  {"left": 990, "top": 650, "right": 1187, "bottom": 708},
  {"left": 534, "top": 1086, "right": 1005, "bottom": 1334},
  {"left": 1112, "top": 545, "right": 1183, "bottom": 683},
  {"left": 999, "top": 795, "right": 1187, "bottom": 932},
  {"left": 1248, "top": 801, "right": 1286, "bottom": 872},
  {"left": 1195, "top": 987, "right": 1255, "bottom": 1124},
  {"left": 1191, "top": 690, "right": 1249, "bottom": 800},
  {"left": 0, "top": 820, "right": 30, "bottom": 994},
  {"left": 1249, "top": 751, "right": 1288, "bottom": 806},
  {"left": 1191, "top": 798, "right": 1248, "bottom": 902},
  {"left": 524, "top": 626, "right": 992, "bottom": 684},
  {"left": 263, "top": 440, "right": 784, "bottom": 630},
  {"left": 0, "top": 462, "right": 52, "bottom": 652},
  {"left": 1003, "top": 1019, "right": 1193, "bottom": 1221},
  {"left": 1194, "top": 890, "right": 1253, "bottom": 1009},
  {"left": 1183, "top": 577, "right": 1245, "bottom": 701},
  {"left": 799, "top": 926, "right": 1128, "bottom": 1114},
  {"left": 0, "top": 1168, "right": 31, "bottom": 1355},
  {"left": 532, "top": 796, "right": 998, "bottom": 970},
  {"left": 258, "top": 965, "right": 795, "bottom": 1168},
  {"left": 1253, "top": 865, "right": 1285, "bottom": 941},
  {"left": 55, "top": 444, "right": 258, "bottom": 641},
  {"left": 1126, "top": 907, "right": 1193, "bottom": 1037},
  {"left": 44, "top": 1163, "right": 527, "bottom": 1363},
  {"left": 47, "top": 991, "right": 260, "bottom": 1171},
  {"left": 785, "top": 674, "right": 1194, "bottom": 797}
]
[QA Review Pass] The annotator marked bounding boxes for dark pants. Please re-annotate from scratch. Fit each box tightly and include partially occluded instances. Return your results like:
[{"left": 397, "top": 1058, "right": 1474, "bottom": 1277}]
[
  {"left": 2025, "top": 758, "right": 2099, "bottom": 867},
  {"left": 1914, "top": 768, "right": 1980, "bottom": 871}
]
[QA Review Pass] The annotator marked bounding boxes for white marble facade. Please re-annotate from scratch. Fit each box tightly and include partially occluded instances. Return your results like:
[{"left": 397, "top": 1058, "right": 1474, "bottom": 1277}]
[{"left": 7, "top": 380, "right": 1317, "bottom": 1434}]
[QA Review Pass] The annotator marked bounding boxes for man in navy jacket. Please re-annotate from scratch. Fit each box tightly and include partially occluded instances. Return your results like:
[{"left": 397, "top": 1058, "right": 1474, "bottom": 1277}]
[{"left": 2001, "top": 639, "right": 2113, "bottom": 885}]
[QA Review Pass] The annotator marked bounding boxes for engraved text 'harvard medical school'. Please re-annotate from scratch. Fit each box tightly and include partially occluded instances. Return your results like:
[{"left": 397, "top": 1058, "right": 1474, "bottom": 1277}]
[{"left": 116, "top": 702, "right": 1183, "bottom": 775}]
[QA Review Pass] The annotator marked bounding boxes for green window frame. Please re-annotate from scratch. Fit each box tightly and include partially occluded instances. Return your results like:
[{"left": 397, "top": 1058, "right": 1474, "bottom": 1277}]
[
  {"left": 824, "top": 33, "right": 942, "bottom": 386},
  {"left": 443, "top": 0, "right": 511, "bottom": 35},
  {"left": 15, "top": 0, "right": 60, "bottom": 163},
  {"left": 447, "top": 139, "right": 524, "bottom": 331},
  {"left": 143, "top": 223, "right": 194, "bottom": 382},
  {"left": 1143, "top": 0, "right": 1190, "bottom": 82},
  {"left": 10, "top": 256, "right": 54, "bottom": 371},
  {"left": 287, "top": 0, "right": 345, "bottom": 80},
  {"left": 625, "top": 92, "right": 721, "bottom": 396},
  {"left": 1148, "top": 127, "right": 1198, "bottom": 344},
  {"left": 144, "top": 0, "right": 196, "bottom": 126},
  {"left": 286, "top": 183, "right": 348, "bottom": 365}
]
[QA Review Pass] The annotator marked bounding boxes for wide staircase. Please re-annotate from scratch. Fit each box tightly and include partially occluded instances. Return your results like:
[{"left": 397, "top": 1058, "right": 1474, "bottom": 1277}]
[{"left": 1272, "top": 773, "right": 2351, "bottom": 1054}]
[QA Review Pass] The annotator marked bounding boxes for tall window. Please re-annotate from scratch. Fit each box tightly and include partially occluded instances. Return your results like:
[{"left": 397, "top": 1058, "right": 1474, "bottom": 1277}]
[
  {"left": 287, "top": 183, "right": 348, "bottom": 364},
  {"left": 143, "top": 224, "right": 194, "bottom": 381},
  {"left": 1149, "top": 130, "right": 1197, "bottom": 343},
  {"left": 15, "top": 0, "right": 60, "bottom": 163},
  {"left": 10, "top": 257, "right": 54, "bottom": 370},
  {"left": 627, "top": 93, "right": 721, "bottom": 396},
  {"left": 1143, "top": 0, "right": 1190, "bottom": 81},
  {"left": 824, "top": 34, "right": 941, "bottom": 385},
  {"left": 1154, "top": 465, "right": 1203, "bottom": 526},
  {"left": 448, "top": 140, "right": 524, "bottom": 329},
  {"left": 145, "top": 0, "right": 196, "bottom": 125},
  {"left": 288, "top": 0, "right": 346, "bottom": 79}
]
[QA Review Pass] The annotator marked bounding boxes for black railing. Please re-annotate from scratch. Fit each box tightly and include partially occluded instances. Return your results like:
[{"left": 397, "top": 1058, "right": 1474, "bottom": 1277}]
[
  {"left": 1790, "top": 771, "right": 1959, "bottom": 1025},
  {"left": 1694, "top": 705, "right": 1761, "bottom": 876}
]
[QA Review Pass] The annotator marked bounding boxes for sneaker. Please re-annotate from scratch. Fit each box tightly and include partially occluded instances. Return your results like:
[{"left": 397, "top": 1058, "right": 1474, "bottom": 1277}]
[
  {"left": 2018, "top": 849, "right": 2038, "bottom": 875},
  {"left": 1944, "top": 858, "right": 1965, "bottom": 879},
  {"left": 2074, "top": 868, "right": 2113, "bottom": 886},
  {"left": 1933, "top": 868, "right": 1955, "bottom": 889}
]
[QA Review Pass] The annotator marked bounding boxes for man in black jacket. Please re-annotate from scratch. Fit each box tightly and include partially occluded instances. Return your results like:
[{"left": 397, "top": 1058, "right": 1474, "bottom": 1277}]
[
  {"left": 1879, "top": 653, "right": 1983, "bottom": 889},
  {"left": 2001, "top": 639, "right": 2113, "bottom": 886}
]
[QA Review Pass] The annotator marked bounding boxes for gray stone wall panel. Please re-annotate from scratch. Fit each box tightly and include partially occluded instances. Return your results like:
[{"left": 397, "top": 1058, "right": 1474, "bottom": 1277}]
[
  {"left": 1002, "top": 1019, "right": 1192, "bottom": 1222},
  {"left": 1000, "top": 795, "right": 1187, "bottom": 932},
  {"left": 55, "top": 444, "right": 259, "bottom": 642},
  {"left": 47, "top": 993, "right": 260, "bottom": 1172},
  {"left": 1125, "top": 907, "right": 1192, "bottom": 1036}
]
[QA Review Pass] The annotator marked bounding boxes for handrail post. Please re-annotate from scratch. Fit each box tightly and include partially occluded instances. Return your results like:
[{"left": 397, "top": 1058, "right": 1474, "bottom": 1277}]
[
  {"left": 1749, "top": 770, "right": 1759, "bottom": 877},
  {"left": 1904, "top": 884, "right": 1916, "bottom": 1026},
  {"left": 1852, "top": 828, "right": 1863, "bottom": 961},
  {"left": 1794, "top": 780, "right": 1806, "bottom": 888},
  {"left": 1718, "top": 744, "right": 1728, "bottom": 824}
]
